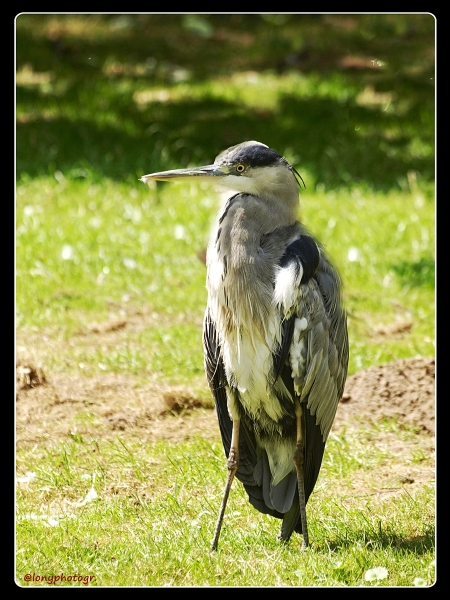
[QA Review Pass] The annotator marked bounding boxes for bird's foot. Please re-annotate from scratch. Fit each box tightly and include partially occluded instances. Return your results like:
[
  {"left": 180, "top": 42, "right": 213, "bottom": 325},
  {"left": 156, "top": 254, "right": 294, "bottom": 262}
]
[{"left": 226, "top": 448, "right": 238, "bottom": 471}]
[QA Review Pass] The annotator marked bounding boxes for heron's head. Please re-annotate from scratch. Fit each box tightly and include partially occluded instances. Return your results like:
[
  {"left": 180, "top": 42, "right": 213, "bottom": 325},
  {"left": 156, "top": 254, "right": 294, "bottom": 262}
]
[{"left": 141, "top": 141, "right": 304, "bottom": 201}]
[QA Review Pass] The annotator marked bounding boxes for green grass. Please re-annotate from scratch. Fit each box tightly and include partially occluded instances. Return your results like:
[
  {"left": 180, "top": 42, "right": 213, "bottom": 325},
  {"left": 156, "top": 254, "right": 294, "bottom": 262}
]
[
  {"left": 16, "top": 426, "right": 434, "bottom": 587},
  {"left": 16, "top": 174, "right": 434, "bottom": 379},
  {"left": 16, "top": 14, "right": 435, "bottom": 587}
]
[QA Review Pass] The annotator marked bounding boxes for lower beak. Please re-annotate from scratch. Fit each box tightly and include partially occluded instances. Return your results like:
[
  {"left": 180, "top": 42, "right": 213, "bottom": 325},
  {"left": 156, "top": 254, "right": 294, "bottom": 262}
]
[{"left": 140, "top": 164, "right": 225, "bottom": 184}]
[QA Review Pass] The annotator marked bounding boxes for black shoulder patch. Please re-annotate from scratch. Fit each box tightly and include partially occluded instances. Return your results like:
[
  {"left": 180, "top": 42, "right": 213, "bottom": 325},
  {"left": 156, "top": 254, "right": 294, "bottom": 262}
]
[{"left": 278, "top": 235, "right": 320, "bottom": 283}]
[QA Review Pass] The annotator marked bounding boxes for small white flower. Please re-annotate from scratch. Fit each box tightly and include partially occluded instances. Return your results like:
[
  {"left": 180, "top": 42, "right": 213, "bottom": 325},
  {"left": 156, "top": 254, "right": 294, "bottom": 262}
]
[
  {"left": 365, "top": 566, "right": 388, "bottom": 582},
  {"left": 17, "top": 471, "right": 37, "bottom": 484},
  {"left": 78, "top": 485, "right": 98, "bottom": 506},
  {"left": 84, "top": 485, "right": 98, "bottom": 502},
  {"left": 61, "top": 244, "right": 74, "bottom": 260},
  {"left": 123, "top": 257, "right": 137, "bottom": 269},
  {"left": 347, "top": 246, "right": 360, "bottom": 262},
  {"left": 174, "top": 224, "right": 186, "bottom": 240}
]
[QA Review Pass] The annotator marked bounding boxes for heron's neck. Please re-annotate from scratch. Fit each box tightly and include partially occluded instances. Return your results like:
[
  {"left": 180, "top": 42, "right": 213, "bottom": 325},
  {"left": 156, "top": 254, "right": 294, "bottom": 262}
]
[
  {"left": 207, "top": 194, "right": 299, "bottom": 339},
  {"left": 218, "top": 194, "right": 296, "bottom": 261}
]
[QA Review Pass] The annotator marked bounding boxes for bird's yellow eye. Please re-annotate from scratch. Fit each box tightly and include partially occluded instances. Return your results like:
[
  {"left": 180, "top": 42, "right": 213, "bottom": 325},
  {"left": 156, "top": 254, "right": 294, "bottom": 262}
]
[{"left": 236, "top": 164, "right": 246, "bottom": 173}]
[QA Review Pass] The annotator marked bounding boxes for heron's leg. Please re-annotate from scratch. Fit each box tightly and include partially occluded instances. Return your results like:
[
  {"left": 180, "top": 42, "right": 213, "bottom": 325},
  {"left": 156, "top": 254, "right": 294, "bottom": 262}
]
[
  {"left": 293, "top": 405, "right": 309, "bottom": 549},
  {"left": 210, "top": 418, "right": 240, "bottom": 551}
]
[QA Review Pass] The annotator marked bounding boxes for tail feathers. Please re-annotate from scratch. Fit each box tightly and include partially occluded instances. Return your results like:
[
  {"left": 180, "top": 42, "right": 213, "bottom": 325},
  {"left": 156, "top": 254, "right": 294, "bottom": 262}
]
[
  {"left": 242, "top": 454, "right": 296, "bottom": 519},
  {"left": 279, "top": 493, "right": 301, "bottom": 540},
  {"left": 244, "top": 482, "right": 282, "bottom": 518},
  {"left": 262, "top": 456, "right": 298, "bottom": 514},
  {"left": 244, "top": 471, "right": 302, "bottom": 542}
]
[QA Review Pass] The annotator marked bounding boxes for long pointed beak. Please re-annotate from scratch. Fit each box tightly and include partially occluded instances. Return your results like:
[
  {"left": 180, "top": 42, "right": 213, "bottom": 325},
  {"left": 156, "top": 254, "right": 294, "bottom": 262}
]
[{"left": 140, "top": 164, "right": 226, "bottom": 184}]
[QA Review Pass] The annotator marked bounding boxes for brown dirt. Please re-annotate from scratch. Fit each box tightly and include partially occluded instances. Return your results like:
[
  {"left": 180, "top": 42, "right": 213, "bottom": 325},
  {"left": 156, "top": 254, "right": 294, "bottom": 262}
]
[
  {"left": 336, "top": 356, "right": 435, "bottom": 434},
  {"left": 16, "top": 355, "right": 435, "bottom": 448},
  {"left": 16, "top": 351, "right": 436, "bottom": 504}
]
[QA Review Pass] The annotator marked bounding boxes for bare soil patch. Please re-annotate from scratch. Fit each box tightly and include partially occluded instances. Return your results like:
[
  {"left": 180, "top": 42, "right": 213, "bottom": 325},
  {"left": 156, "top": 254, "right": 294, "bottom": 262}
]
[
  {"left": 16, "top": 356, "right": 435, "bottom": 447},
  {"left": 16, "top": 354, "right": 435, "bottom": 501},
  {"left": 336, "top": 356, "right": 435, "bottom": 434}
]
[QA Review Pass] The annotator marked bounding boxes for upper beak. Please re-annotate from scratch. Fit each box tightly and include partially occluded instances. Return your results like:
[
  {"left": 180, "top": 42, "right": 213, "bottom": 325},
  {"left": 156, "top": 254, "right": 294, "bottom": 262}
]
[{"left": 140, "top": 164, "right": 226, "bottom": 184}]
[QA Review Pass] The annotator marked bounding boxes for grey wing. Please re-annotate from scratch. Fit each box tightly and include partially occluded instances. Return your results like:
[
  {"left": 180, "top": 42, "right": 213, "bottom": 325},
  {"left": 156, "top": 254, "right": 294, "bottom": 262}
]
[
  {"left": 271, "top": 235, "right": 348, "bottom": 538},
  {"left": 292, "top": 254, "right": 349, "bottom": 442}
]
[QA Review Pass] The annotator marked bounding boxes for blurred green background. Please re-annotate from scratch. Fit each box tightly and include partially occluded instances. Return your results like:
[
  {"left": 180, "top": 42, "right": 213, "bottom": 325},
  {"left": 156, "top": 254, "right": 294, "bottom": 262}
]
[{"left": 16, "top": 13, "right": 435, "bottom": 189}]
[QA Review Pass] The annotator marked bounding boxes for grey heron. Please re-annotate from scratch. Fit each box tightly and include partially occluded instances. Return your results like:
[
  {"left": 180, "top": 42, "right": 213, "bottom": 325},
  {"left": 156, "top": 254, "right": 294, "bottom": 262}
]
[{"left": 141, "top": 141, "right": 349, "bottom": 550}]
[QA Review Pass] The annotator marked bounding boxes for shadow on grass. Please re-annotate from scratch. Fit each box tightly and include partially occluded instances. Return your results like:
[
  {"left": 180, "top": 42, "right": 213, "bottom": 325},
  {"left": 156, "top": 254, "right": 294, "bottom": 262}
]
[
  {"left": 17, "top": 89, "right": 434, "bottom": 191},
  {"left": 391, "top": 257, "right": 435, "bottom": 289},
  {"left": 316, "top": 525, "right": 435, "bottom": 555},
  {"left": 16, "top": 14, "right": 435, "bottom": 190}
]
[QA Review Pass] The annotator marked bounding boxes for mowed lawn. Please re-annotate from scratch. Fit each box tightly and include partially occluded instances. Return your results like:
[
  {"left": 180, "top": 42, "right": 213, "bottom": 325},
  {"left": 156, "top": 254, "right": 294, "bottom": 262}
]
[{"left": 16, "top": 14, "right": 435, "bottom": 587}]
